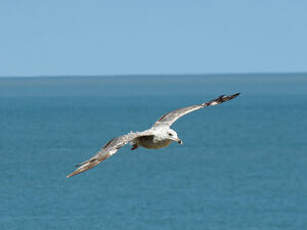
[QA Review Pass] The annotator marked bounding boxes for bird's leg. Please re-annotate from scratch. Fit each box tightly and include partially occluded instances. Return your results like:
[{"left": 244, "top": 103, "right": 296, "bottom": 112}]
[{"left": 131, "top": 143, "right": 138, "bottom": 150}]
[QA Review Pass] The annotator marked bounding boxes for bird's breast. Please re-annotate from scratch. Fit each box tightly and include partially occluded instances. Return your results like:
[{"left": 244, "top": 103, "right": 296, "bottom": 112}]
[{"left": 137, "top": 136, "right": 172, "bottom": 149}]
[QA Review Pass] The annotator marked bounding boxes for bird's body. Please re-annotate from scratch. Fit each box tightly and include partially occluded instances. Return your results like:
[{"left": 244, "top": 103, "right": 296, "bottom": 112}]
[
  {"left": 132, "top": 127, "right": 180, "bottom": 150},
  {"left": 136, "top": 135, "right": 172, "bottom": 149},
  {"left": 67, "top": 93, "right": 240, "bottom": 178}
]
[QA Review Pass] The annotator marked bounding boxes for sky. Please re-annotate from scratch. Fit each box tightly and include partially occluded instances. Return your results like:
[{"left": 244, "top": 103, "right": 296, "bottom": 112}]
[{"left": 1, "top": 0, "right": 307, "bottom": 76}]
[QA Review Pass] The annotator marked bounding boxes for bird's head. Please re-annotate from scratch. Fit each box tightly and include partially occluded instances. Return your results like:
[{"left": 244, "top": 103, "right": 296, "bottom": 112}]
[{"left": 166, "top": 129, "right": 182, "bottom": 144}]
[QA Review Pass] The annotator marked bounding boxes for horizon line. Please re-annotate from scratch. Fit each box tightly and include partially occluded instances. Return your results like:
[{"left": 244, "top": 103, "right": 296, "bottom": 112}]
[{"left": 0, "top": 71, "right": 306, "bottom": 78}]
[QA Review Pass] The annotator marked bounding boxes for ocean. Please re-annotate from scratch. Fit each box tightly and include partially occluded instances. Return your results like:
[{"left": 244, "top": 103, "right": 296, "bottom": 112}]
[{"left": 0, "top": 74, "right": 307, "bottom": 229}]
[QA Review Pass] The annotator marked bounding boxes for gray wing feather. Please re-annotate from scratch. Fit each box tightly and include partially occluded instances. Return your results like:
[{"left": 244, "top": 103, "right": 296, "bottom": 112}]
[
  {"left": 153, "top": 93, "right": 240, "bottom": 127},
  {"left": 67, "top": 130, "right": 152, "bottom": 178}
]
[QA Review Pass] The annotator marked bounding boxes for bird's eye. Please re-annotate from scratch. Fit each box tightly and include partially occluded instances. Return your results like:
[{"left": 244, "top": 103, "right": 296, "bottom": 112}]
[{"left": 168, "top": 133, "right": 173, "bottom": 136}]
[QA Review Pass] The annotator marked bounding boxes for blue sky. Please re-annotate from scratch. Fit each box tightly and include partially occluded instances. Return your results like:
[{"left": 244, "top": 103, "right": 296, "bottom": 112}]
[{"left": 1, "top": 0, "right": 307, "bottom": 76}]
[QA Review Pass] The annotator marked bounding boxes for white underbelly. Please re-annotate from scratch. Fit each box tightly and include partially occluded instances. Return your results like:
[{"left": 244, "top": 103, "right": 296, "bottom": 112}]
[{"left": 137, "top": 136, "right": 172, "bottom": 149}]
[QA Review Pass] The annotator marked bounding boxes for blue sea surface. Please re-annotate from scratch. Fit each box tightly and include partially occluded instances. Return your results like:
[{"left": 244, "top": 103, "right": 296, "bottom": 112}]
[{"left": 1, "top": 74, "right": 307, "bottom": 229}]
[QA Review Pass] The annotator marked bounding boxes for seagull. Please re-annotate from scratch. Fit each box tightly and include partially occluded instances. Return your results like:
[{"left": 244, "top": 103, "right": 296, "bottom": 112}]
[{"left": 67, "top": 93, "right": 240, "bottom": 178}]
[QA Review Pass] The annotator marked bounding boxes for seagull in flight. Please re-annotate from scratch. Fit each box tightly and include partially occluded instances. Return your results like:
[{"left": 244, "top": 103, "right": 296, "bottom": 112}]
[{"left": 67, "top": 93, "right": 240, "bottom": 178}]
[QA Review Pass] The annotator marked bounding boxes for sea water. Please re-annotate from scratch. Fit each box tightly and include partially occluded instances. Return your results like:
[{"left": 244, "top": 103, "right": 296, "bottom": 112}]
[{"left": 0, "top": 74, "right": 307, "bottom": 229}]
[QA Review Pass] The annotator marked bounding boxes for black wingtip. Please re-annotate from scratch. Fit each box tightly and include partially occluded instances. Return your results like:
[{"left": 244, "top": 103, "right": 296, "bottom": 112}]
[
  {"left": 231, "top": 92, "right": 240, "bottom": 98},
  {"left": 219, "top": 92, "right": 240, "bottom": 100},
  {"left": 227, "top": 92, "right": 240, "bottom": 101}
]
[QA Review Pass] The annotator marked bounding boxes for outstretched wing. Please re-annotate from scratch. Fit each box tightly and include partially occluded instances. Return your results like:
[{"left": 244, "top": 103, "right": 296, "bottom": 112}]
[
  {"left": 153, "top": 93, "right": 240, "bottom": 127},
  {"left": 66, "top": 130, "right": 152, "bottom": 178}
]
